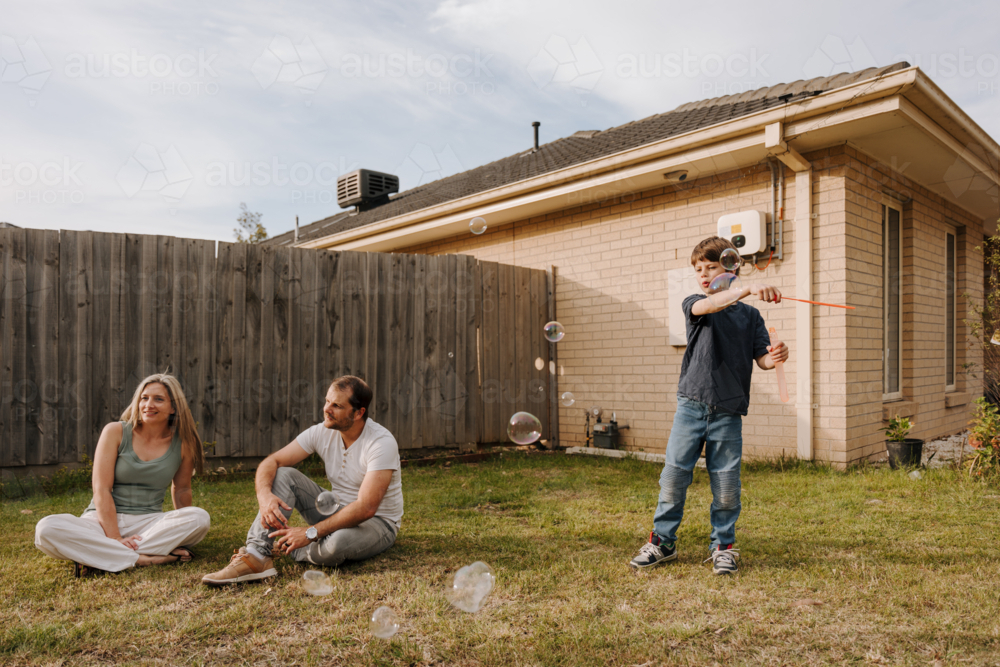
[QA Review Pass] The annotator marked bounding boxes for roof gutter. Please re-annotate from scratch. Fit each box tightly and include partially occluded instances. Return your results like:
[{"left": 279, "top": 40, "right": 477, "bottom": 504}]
[
  {"left": 301, "top": 68, "right": 920, "bottom": 250},
  {"left": 912, "top": 71, "right": 1000, "bottom": 161}
]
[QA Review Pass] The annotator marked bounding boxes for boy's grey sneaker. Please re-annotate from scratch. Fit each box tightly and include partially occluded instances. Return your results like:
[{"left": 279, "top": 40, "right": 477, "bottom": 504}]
[
  {"left": 704, "top": 545, "right": 739, "bottom": 575},
  {"left": 629, "top": 533, "right": 677, "bottom": 569}
]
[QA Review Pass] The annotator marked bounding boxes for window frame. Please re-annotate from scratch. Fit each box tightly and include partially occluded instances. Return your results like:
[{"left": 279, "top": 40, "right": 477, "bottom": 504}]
[{"left": 882, "top": 200, "right": 904, "bottom": 402}]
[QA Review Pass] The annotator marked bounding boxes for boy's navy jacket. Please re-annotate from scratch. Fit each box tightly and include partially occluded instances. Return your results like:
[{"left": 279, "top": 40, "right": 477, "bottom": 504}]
[{"left": 678, "top": 294, "right": 771, "bottom": 416}]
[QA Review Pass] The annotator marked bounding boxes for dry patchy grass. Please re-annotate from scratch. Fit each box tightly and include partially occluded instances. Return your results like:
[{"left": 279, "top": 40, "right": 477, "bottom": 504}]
[{"left": 3, "top": 452, "right": 1000, "bottom": 666}]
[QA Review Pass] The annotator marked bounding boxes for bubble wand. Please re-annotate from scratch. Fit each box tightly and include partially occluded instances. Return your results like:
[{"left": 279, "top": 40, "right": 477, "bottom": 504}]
[
  {"left": 779, "top": 297, "right": 855, "bottom": 309},
  {"left": 768, "top": 327, "right": 789, "bottom": 403},
  {"left": 710, "top": 279, "right": 856, "bottom": 311},
  {"left": 717, "top": 251, "right": 856, "bottom": 310}
]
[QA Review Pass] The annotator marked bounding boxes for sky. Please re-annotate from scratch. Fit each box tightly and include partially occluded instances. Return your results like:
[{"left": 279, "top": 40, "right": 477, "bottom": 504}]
[{"left": 1, "top": 0, "right": 998, "bottom": 242}]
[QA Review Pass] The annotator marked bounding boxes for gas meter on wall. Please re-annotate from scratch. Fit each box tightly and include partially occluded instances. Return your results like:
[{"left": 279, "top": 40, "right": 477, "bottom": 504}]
[{"left": 717, "top": 211, "right": 767, "bottom": 255}]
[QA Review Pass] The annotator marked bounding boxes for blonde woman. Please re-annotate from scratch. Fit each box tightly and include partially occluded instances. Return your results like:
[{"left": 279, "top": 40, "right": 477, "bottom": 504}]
[{"left": 35, "top": 373, "right": 211, "bottom": 577}]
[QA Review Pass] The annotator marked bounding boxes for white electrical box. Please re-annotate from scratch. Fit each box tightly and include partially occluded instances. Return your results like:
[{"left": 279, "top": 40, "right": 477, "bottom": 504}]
[
  {"left": 717, "top": 210, "right": 767, "bottom": 255},
  {"left": 668, "top": 267, "right": 702, "bottom": 346}
]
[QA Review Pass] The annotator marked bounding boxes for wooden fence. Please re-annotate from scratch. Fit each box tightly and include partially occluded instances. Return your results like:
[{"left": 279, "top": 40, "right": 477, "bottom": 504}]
[{"left": 0, "top": 228, "right": 555, "bottom": 469}]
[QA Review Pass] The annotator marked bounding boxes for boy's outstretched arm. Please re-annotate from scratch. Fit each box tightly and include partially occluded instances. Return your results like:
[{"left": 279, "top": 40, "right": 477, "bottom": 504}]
[
  {"left": 756, "top": 340, "right": 789, "bottom": 370},
  {"left": 691, "top": 283, "right": 782, "bottom": 316}
]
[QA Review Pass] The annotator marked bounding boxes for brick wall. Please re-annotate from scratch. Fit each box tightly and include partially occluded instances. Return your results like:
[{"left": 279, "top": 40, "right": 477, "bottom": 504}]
[
  {"left": 396, "top": 143, "right": 986, "bottom": 463},
  {"left": 836, "top": 145, "right": 984, "bottom": 461}
]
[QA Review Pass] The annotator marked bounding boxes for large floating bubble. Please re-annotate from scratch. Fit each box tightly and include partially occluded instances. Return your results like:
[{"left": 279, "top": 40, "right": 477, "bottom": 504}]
[
  {"left": 543, "top": 321, "right": 565, "bottom": 343},
  {"left": 370, "top": 606, "right": 400, "bottom": 639},
  {"left": 315, "top": 491, "right": 341, "bottom": 515},
  {"left": 446, "top": 561, "right": 495, "bottom": 613},
  {"left": 720, "top": 248, "right": 741, "bottom": 272},
  {"left": 707, "top": 272, "right": 742, "bottom": 309},
  {"left": 469, "top": 217, "right": 488, "bottom": 235},
  {"left": 507, "top": 412, "right": 541, "bottom": 445},
  {"left": 301, "top": 570, "right": 333, "bottom": 596},
  {"left": 560, "top": 392, "right": 575, "bottom": 407}
]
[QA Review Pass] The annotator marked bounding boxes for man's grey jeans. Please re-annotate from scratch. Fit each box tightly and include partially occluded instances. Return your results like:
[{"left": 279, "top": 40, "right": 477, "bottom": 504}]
[{"left": 246, "top": 467, "right": 397, "bottom": 566}]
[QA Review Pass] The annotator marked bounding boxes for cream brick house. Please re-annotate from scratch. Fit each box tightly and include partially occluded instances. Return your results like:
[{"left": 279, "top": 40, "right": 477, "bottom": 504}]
[{"left": 270, "top": 63, "right": 1000, "bottom": 466}]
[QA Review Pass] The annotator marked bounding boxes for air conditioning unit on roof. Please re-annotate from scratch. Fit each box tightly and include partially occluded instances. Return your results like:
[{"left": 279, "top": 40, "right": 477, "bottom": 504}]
[{"left": 337, "top": 169, "right": 399, "bottom": 210}]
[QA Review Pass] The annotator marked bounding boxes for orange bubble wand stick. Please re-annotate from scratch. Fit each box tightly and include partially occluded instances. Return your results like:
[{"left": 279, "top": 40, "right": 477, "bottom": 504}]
[
  {"left": 768, "top": 326, "right": 789, "bottom": 403},
  {"left": 781, "top": 297, "right": 855, "bottom": 309}
]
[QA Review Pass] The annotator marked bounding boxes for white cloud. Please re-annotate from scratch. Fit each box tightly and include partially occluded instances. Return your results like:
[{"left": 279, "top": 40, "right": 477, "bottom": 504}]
[{"left": 0, "top": 0, "right": 996, "bottom": 241}]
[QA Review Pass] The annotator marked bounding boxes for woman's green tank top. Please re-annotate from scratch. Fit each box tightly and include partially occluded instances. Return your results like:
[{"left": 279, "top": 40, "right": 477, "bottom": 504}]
[{"left": 83, "top": 422, "right": 182, "bottom": 515}]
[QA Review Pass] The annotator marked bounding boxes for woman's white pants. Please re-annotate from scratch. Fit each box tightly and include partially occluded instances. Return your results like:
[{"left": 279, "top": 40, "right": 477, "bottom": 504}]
[{"left": 34, "top": 507, "right": 211, "bottom": 572}]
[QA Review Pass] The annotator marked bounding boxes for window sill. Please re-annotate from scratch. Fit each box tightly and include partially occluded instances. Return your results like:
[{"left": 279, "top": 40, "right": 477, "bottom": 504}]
[
  {"left": 882, "top": 400, "right": 918, "bottom": 421},
  {"left": 945, "top": 392, "right": 970, "bottom": 408}
]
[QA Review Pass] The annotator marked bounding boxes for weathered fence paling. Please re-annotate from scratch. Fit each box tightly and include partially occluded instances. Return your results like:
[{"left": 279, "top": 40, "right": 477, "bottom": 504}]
[{"left": 0, "top": 228, "right": 553, "bottom": 469}]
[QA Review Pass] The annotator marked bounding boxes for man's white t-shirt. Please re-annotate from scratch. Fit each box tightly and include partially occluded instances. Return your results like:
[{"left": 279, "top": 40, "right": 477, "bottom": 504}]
[{"left": 296, "top": 419, "right": 404, "bottom": 528}]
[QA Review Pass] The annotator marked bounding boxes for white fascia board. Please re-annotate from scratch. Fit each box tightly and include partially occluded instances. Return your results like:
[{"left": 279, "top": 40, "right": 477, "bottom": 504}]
[
  {"left": 301, "top": 69, "right": 922, "bottom": 251},
  {"left": 329, "top": 133, "right": 767, "bottom": 252}
]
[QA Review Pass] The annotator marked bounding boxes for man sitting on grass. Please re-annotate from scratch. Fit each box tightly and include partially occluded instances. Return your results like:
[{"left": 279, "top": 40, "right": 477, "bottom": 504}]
[
  {"left": 202, "top": 375, "right": 403, "bottom": 585},
  {"left": 629, "top": 236, "right": 787, "bottom": 575}
]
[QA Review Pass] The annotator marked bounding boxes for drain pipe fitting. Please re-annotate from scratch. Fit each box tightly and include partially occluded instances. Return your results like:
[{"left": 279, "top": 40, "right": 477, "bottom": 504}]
[
  {"left": 778, "top": 165, "right": 785, "bottom": 260},
  {"left": 768, "top": 160, "right": 778, "bottom": 254}
]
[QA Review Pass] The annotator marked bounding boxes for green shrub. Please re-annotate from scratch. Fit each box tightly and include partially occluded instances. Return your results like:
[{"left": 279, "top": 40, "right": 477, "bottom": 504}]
[
  {"left": 883, "top": 415, "right": 913, "bottom": 442},
  {"left": 968, "top": 397, "right": 1000, "bottom": 478}
]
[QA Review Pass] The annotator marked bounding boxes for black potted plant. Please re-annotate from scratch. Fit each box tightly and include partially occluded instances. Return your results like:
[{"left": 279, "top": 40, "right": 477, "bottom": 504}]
[{"left": 884, "top": 415, "right": 923, "bottom": 469}]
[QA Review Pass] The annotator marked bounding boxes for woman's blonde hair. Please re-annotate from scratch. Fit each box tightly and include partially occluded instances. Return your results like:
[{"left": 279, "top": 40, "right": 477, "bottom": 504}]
[{"left": 120, "top": 373, "right": 204, "bottom": 474}]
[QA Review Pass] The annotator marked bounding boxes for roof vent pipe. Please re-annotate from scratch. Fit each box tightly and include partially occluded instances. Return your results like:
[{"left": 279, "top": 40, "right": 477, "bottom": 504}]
[
  {"left": 294, "top": 215, "right": 299, "bottom": 243},
  {"left": 532, "top": 121, "right": 540, "bottom": 150}
]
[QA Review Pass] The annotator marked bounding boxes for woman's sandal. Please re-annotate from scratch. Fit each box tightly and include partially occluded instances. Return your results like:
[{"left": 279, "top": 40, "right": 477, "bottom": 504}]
[{"left": 169, "top": 546, "right": 196, "bottom": 564}]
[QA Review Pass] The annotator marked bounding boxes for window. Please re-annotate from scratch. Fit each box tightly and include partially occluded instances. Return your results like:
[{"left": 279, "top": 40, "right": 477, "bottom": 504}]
[
  {"left": 945, "top": 228, "right": 957, "bottom": 391},
  {"left": 883, "top": 203, "right": 902, "bottom": 400}
]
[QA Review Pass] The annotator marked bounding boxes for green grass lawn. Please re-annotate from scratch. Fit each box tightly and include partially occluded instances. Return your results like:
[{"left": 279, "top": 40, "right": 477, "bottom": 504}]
[{"left": 3, "top": 452, "right": 1000, "bottom": 666}]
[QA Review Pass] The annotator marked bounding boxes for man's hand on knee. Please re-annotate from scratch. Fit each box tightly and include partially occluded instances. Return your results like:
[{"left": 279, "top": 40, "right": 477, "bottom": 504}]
[
  {"left": 269, "top": 526, "right": 311, "bottom": 556},
  {"left": 258, "top": 492, "right": 291, "bottom": 530}
]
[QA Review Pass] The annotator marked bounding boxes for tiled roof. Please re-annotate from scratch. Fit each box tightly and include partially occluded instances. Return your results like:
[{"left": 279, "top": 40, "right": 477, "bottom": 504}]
[{"left": 269, "top": 63, "right": 910, "bottom": 247}]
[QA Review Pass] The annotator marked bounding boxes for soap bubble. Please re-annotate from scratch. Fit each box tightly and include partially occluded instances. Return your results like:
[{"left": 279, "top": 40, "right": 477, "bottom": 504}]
[
  {"left": 316, "top": 491, "right": 341, "bottom": 515},
  {"left": 707, "top": 273, "right": 742, "bottom": 308},
  {"left": 469, "top": 217, "right": 488, "bottom": 235},
  {"left": 370, "top": 606, "right": 400, "bottom": 639},
  {"left": 560, "top": 392, "right": 575, "bottom": 407},
  {"left": 446, "top": 561, "right": 495, "bottom": 613},
  {"left": 507, "top": 412, "right": 541, "bottom": 445},
  {"left": 709, "top": 272, "right": 740, "bottom": 291},
  {"left": 720, "top": 248, "right": 741, "bottom": 272},
  {"left": 543, "top": 321, "right": 565, "bottom": 342},
  {"left": 448, "top": 351, "right": 454, "bottom": 358},
  {"left": 301, "top": 570, "right": 333, "bottom": 596},
  {"left": 908, "top": 470, "right": 923, "bottom": 480}
]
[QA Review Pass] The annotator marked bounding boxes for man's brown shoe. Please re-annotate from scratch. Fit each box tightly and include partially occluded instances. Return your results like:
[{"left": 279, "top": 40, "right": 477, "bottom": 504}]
[{"left": 201, "top": 547, "right": 276, "bottom": 586}]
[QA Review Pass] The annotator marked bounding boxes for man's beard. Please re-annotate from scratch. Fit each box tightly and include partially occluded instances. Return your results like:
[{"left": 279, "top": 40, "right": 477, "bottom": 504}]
[{"left": 324, "top": 414, "right": 351, "bottom": 431}]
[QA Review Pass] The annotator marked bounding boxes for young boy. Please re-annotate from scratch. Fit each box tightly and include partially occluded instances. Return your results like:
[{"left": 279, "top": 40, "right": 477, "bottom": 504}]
[{"left": 629, "top": 236, "right": 788, "bottom": 575}]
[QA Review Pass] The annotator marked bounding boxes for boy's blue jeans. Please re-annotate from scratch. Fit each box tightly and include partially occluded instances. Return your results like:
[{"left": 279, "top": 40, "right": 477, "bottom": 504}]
[{"left": 652, "top": 396, "right": 743, "bottom": 549}]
